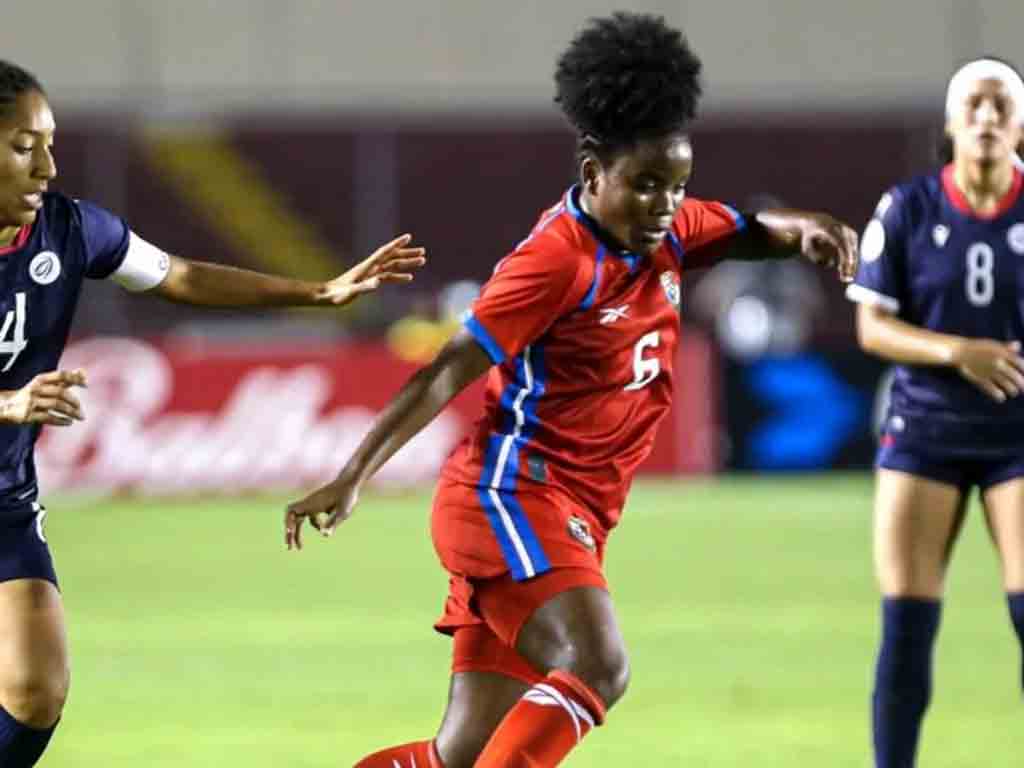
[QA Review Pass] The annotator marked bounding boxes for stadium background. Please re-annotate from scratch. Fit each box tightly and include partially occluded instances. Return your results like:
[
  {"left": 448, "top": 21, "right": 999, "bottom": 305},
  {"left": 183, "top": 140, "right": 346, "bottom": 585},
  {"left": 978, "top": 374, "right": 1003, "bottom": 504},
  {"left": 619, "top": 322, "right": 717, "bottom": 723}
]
[{"left": 6, "top": 1, "right": 1021, "bottom": 765}]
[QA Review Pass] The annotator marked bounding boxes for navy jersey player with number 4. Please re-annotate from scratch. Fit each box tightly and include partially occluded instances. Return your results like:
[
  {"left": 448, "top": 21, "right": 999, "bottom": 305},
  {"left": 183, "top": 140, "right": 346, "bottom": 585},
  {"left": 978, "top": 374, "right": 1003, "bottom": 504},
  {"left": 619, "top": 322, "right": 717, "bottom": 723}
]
[
  {"left": 0, "top": 60, "right": 425, "bottom": 767},
  {"left": 848, "top": 57, "right": 1024, "bottom": 767}
]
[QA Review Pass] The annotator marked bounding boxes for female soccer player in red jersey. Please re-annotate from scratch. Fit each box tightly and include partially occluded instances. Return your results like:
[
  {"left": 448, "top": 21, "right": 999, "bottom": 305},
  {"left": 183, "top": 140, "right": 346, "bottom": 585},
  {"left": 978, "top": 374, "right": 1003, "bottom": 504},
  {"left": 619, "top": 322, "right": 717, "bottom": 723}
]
[
  {"left": 287, "top": 13, "right": 857, "bottom": 768},
  {"left": 848, "top": 57, "right": 1024, "bottom": 768},
  {"left": 0, "top": 60, "right": 424, "bottom": 768}
]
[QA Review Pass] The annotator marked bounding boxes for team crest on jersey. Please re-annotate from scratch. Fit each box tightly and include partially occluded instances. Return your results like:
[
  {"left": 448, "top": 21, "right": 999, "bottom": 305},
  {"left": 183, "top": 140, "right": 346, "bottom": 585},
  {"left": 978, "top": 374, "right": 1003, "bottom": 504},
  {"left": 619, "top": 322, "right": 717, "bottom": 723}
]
[
  {"left": 28, "top": 251, "right": 61, "bottom": 285},
  {"left": 567, "top": 515, "right": 596, "bottom": 552},
  {"left": 933, "top": 224, "right": 950, "bottom": 248},
  {"left": 1007, "top": 223, "right": 1024, "bottom": 255},
  {"left": 659, "top": 271, "right": 680, "bottom": 309}
]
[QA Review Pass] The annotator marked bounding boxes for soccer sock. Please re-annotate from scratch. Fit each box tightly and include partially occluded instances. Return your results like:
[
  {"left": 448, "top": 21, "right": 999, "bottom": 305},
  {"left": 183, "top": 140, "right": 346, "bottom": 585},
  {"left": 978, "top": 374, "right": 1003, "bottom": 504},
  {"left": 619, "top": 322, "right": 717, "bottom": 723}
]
[
  {"left": 353, "top": 739, "right": 443, "bottom": 768},
  {"left": 473, "top": 670, "right": 606, "bottom": 768},
  {"left": 0, "top": 707, "right": 58, "bottom": 768},
  {"left": 1008, "top": 591, "right": 1024, "bottom": 692},
  {"left": 872, "top": 597, "right": 941, "bottom": 768}
]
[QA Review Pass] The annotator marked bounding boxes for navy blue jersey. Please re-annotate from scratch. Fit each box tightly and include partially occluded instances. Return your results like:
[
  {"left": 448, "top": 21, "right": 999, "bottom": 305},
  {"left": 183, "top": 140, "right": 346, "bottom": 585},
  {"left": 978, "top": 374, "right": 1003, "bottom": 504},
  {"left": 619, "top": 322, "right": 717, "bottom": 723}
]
[
  {"left": 0, "top": 192, "right": 129, "bottom": 512},
  {"left": 849, "top": 165, "right": 1024, "bottom": 448}
]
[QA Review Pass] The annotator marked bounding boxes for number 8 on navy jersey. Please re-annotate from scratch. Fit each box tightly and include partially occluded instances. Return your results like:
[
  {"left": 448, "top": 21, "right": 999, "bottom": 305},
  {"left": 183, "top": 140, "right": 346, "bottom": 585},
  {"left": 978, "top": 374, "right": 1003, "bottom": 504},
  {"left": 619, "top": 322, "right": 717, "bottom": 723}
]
[{"left": 847, "top": 165, "right": 1024, "bottom": 432}]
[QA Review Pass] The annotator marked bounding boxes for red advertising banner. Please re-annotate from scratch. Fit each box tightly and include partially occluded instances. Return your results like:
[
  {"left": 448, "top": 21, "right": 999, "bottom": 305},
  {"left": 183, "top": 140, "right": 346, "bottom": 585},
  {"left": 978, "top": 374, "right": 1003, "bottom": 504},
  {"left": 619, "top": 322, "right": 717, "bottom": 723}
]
[{"left": 36, "top": 335, "right": 717, "bottom": 495}]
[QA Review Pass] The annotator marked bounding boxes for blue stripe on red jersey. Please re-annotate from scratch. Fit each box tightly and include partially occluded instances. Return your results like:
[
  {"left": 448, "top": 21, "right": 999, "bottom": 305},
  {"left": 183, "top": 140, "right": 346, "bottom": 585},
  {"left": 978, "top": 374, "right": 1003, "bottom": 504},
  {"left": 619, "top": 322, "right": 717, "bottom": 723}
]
[
  {"left": 565, "top": 185, "right": 638, "bottom": 268},
  {"left": 477, "top": 343, "right": 551, "bottom": 580},
  {"left": 465, "top": 313, "right": 506, "bottom": 365},
  {"left": 578, "top": 245, "right": 606, "bottom": 311},
  {"left": 721, "top": 203, "right": 747, "bottom": 230},
  {"left": 667, "top": 232, "right": 685, "bottom": 265}
]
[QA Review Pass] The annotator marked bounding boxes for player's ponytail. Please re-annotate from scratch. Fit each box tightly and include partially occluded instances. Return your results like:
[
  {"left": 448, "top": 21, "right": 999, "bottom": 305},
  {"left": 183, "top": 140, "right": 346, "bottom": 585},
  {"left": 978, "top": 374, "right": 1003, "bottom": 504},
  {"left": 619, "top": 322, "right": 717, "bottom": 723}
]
[{"left": 0, "top": 60, "right": 46, "bottom": 119}]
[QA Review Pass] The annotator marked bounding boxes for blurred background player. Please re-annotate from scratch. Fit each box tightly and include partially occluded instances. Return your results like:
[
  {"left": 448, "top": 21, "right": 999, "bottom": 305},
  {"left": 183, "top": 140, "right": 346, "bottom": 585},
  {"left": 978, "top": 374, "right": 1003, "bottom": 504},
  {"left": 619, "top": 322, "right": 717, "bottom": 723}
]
[
  {"left": 0, "top": 60, "right": 425, "bottom": 768},
  {"left": 847, "top": 57, "right": 1024, "bottom": 767},
  {"left": 285, "top": 13, "right": 857, "bottom": 768}
]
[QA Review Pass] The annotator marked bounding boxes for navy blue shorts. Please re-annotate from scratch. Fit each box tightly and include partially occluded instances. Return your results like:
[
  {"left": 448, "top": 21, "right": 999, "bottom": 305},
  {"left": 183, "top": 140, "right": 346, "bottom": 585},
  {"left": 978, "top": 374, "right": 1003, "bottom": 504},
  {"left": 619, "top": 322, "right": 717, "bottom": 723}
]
[
  {"left": 0, "top": 504, "right": 57, "bottom": 587},
  {"left": 877, "top": 434, "right": 1024, "bottom": 492}
]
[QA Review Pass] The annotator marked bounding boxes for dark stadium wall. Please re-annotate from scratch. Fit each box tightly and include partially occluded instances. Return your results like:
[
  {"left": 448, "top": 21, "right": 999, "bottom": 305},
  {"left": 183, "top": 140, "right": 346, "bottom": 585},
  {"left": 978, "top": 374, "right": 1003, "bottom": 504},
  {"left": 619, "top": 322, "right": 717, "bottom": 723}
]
[
  {"left": 51, "top": 110, "right": 941, "bottom": 337},
  {"left": 45, "top": 112, "right": 922, "bottom": 475}
]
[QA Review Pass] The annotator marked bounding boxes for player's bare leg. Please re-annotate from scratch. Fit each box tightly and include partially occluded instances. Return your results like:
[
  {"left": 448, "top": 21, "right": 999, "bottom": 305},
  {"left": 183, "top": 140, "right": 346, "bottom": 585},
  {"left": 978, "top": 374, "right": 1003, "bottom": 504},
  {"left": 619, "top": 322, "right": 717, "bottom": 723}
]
[
  {"left": 980, "top": 477, "right": 1024, "bottom": 693},
  {"left": 473, "top": 587, "right": 626, "bottom": 766},
  {"left": 433, "top": 672, "right": 529, "bottom": 767},
  {"left": 515, "top": 586, "right": 629, "bottom": 707},
  {"left": 871, "top": 469, "right": 967, "bottom": 768},
  {"left": 981, "top": 477, "right": 1024, "bottom": 590},
  {"left": 874, "top": 470, "right": 967, "bottom": 598},
  {"left": 0, "top": 578, "right": 69, "bottom": 766}
]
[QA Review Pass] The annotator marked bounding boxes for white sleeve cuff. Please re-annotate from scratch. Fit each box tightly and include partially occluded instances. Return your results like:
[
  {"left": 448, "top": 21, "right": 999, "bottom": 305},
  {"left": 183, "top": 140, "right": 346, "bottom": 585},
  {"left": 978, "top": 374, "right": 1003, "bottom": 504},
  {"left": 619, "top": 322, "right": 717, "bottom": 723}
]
[
  {"left": 845, "top": 283, "right": 900, "bottom": 313},
  {"left": 111, "top": 232, "right": 171, "bottom": 292}
]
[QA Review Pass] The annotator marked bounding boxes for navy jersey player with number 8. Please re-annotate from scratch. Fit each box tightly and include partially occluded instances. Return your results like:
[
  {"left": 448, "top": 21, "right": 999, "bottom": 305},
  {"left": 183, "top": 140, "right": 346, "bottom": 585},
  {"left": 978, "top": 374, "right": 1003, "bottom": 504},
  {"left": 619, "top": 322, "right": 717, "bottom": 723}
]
[
  {"left": 848, "top": 57, "right": 1024, "bottom": 768},
  {"left": 0, "top": 60, "right": 425, "bottom": 767}
]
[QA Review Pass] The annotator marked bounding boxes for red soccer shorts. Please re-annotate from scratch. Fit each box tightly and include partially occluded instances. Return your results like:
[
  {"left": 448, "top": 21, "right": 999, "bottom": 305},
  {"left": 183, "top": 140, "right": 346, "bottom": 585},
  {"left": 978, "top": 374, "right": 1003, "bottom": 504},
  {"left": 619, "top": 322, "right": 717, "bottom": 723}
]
[{"left": 431, "top": 477, "right": 609, "bottom": 683}]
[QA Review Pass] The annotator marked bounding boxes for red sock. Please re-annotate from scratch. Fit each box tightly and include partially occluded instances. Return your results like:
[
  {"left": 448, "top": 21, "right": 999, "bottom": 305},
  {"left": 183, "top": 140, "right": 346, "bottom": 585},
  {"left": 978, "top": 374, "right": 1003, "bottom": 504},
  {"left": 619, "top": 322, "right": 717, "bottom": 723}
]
[
  {"left": 354, "top": 739, "right": 443, "bottom": 768},
  {"left": 473, "top": 671, "right": 607, "bottom": 767}
]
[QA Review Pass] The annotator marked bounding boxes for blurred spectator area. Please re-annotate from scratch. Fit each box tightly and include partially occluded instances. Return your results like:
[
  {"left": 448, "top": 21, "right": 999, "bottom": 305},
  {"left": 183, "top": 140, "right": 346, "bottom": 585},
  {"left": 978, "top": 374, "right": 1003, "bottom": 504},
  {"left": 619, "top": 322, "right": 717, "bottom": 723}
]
[
  {"left": 62, "top": 111, "right": 942, "bottom": 339},
  {"left": 22, "top": 0, "right": 1017, "bottom": 341}
]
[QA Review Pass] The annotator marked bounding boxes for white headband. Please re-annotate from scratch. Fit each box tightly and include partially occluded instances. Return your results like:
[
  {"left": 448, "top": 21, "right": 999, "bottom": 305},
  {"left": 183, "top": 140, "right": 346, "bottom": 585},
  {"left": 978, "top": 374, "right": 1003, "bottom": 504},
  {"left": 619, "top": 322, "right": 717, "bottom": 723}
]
[{"left": 946, "top": 58, "right": 1024, "bottom": 124}]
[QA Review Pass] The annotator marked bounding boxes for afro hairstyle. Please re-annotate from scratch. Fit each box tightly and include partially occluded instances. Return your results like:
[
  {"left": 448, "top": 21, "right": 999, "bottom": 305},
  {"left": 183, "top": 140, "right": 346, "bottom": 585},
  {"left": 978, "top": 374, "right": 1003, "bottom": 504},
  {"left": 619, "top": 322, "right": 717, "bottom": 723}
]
[{"left": 555, "top": 12, "right": 702, "bottom": 159}]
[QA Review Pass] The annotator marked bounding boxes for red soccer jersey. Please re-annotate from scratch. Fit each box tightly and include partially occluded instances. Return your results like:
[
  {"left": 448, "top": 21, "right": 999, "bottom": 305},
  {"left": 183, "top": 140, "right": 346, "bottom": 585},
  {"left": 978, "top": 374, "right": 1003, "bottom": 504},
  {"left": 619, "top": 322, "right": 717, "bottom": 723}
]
[{"left": 440, "top": 186, "right": 744, "bottom": 579}]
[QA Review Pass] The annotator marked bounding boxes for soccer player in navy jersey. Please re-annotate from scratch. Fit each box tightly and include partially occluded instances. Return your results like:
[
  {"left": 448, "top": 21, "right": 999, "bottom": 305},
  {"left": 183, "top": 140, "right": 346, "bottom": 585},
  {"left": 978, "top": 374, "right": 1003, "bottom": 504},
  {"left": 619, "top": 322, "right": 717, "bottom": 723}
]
[
  {"left": 848, "top": 57, "right": 1024, "bottom": 767},
  {"left": 0, "top": 60, "right": 425, "bottom": 767},
  {"left": 284, "top": 13, "right": 858, "bottom": 768}
]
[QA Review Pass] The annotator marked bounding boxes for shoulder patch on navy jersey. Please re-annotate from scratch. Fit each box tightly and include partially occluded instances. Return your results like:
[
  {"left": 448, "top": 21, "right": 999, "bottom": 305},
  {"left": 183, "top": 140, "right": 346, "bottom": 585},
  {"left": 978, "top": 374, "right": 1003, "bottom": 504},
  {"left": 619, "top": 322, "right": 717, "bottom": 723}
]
[
  {"left": 861, "top": 219, "right": 885, "bottom": 263},
  {"left": 1008, "top": 223, "right": 1024, "bottom": 255},
  {"left": 28, "top": 252, "right": 61, "bottom": 286},
  {"left": 875, "top": 193, "right": 893, "bottom": 219}
]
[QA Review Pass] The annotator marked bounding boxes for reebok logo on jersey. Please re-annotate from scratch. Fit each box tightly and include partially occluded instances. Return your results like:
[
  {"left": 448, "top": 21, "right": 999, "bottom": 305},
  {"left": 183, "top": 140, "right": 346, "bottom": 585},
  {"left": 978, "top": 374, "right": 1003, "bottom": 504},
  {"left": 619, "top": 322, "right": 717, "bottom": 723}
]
[
  {"left": 28, "top": 251, "right": 61, "bottom": 285},
  {"left": 933, "top": 224, "right": 950, "bottom": 248},
  {"left": 599, "top": 305, "right": 629, "bottom": 324}
]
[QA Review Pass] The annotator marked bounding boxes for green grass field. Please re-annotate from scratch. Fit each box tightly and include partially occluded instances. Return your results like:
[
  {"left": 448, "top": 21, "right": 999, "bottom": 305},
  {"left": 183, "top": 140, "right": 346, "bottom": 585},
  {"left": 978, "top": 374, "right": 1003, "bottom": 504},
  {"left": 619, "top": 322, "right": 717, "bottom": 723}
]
[{"left": 40, "top": 474, "right": 1019, "bottom": 767}]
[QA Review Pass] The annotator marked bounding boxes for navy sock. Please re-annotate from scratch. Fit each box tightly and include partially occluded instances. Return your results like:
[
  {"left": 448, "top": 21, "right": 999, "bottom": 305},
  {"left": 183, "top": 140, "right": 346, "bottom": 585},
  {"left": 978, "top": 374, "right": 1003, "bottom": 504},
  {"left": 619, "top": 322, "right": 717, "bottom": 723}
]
[
  {"left": 0, "top": 707, "right": 58, "bottom": 768},
  {"left": 872, "top": 597, "right": 941, "bottom": 768},
  {"left": 1009, "top": 592, "right": 1024, "bottom": 692}
]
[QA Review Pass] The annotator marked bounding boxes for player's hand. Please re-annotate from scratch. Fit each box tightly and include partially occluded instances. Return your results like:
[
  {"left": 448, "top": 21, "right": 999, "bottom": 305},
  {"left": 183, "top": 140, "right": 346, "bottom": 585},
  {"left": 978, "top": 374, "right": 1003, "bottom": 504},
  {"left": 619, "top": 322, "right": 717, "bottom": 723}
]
[
  {"left": 0, "top": 369, "right": 87, "bottom": 427},
  {"left": 284, "top": 477, "right": 360, "bottom": 550},
  {"left": 316, "top": 234, "right": 426, "bottom": 307},
  {"left": 952, "top": 339, "right": 1024, "bottom": 402},
  {"left": 799, "top": 214, "right": 859, "bottom": 283}
]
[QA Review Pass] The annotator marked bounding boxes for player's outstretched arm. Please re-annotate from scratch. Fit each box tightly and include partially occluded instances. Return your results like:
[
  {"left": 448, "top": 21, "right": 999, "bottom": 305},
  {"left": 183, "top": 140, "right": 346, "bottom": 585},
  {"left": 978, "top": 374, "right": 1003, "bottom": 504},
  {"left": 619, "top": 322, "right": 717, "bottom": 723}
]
[
  {"left": 728, "top": 210, "right": 859, "bottom": 282},
  {"left": 857, "top": 303, "right": 1024, "bottom": 402},
  {"left": 151, "top": 234, "right": 425, "bottom": 307},
  {"left": 283, "top": 330, "right": 492, "bottom": 550},
  {"left": 0, "top": 369, "right": 87, "bottom": 427}
]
